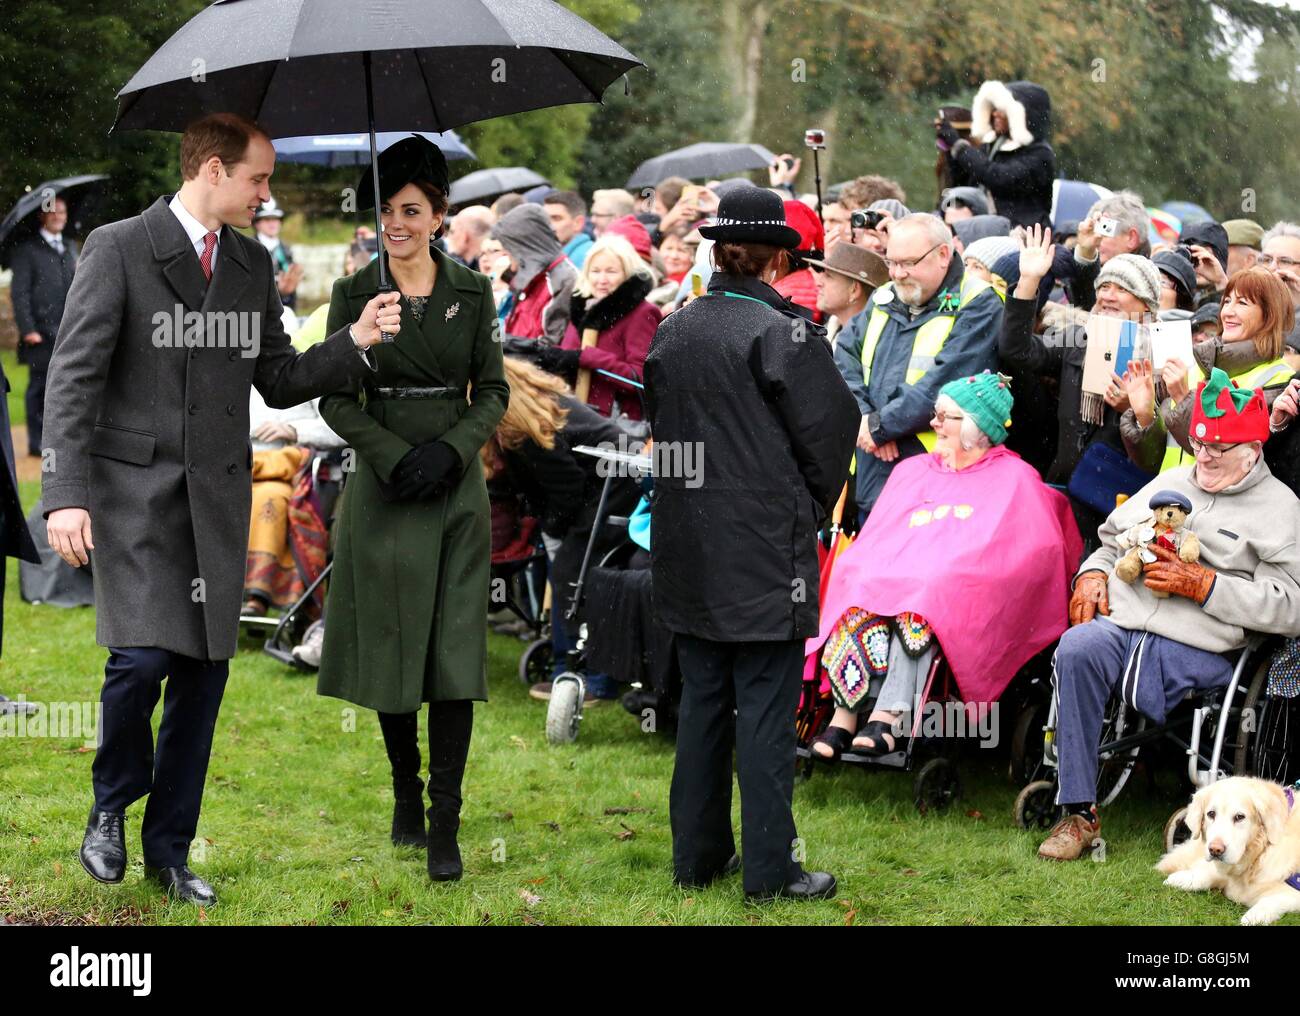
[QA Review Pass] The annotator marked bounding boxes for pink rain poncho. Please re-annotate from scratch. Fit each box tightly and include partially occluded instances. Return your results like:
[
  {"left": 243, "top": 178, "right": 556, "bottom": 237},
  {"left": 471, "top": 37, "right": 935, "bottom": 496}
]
[{"left": 806, "top": 446, "right": 1083, "bottom": 704}]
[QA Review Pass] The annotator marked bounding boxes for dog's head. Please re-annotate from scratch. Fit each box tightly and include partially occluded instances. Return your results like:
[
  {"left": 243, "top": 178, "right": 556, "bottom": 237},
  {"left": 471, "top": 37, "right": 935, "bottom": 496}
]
[{"left": 1185, "top": 777, "right": 1289, "bottom": 868}]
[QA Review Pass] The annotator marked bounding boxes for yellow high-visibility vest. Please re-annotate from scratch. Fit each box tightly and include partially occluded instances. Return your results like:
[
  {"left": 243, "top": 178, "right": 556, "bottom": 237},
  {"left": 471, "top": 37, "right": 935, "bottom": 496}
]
[
  {"left": 859, "top": 272, "right": 995, "bottom": 452},
  {"left": 1159, "top": 357, "right": 1293, "bottom": 472}
]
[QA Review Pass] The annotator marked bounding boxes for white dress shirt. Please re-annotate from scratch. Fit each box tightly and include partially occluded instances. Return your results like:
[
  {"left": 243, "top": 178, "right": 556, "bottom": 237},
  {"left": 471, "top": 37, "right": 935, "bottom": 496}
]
[
  {"left": 39, "top": 227, "right": 65, "bottom": 254},
  {"left": 169, "top": 192, "right": 221, "bottom": 262}
]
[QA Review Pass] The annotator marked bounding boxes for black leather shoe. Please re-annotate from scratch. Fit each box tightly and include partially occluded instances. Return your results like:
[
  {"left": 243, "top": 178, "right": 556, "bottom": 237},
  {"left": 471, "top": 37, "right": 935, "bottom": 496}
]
[
  {"left": 146, "top": 865, "right": 217, "bottom": 905},
  {"left": 79, "top": 810, "right": 126, "bottom": 884},
  {"left": 427, "top": 810, "right": 463, "bottom": 882},
  {"left": 746, "top": 870, "right": 837, "bottom": 902}
]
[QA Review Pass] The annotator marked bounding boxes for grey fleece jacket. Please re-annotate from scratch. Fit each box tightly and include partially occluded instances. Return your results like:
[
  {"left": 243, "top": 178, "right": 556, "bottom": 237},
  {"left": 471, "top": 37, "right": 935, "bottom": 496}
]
[{"left": 1077, "top": 456, "right": 1300, "bottom": 652}]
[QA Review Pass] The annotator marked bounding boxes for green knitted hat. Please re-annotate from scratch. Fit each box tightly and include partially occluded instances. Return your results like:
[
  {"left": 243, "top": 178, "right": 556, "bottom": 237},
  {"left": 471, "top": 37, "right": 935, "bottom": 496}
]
[{"left": 939, "top": 371, "right": 1014, "bottom": 445}]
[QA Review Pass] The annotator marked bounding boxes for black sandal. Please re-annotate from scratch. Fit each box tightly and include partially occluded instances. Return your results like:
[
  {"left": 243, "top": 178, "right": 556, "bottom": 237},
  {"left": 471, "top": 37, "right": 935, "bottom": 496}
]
[
  {"left": 809, "top": 725, "right": 854, "bottom": 762},
  {"left": 852, "top": 719, "right": 907, "bottom": 756}
]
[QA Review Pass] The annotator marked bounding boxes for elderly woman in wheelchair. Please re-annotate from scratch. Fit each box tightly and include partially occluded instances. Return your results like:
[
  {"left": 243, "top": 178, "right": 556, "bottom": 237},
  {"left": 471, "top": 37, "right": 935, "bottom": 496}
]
[
  {"left": 807, "top": 373, "right": 1081, "bottom": 759},
  {"left": 1040, "top": 369, "right": 1300, "bottom": 860}
]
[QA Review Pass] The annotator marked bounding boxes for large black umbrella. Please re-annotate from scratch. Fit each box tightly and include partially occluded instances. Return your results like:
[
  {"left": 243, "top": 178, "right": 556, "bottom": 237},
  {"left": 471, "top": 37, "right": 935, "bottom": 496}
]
[
  {"left": 112, "top": 0, "right": 642, "bottom": 290},
  {"left": 625, "top": 142, "right": 776, "bottom": 190},
  {"left": 448, "top": 167, "right": 549, "bottom": 208},
  {"left": 0, "top": 175, "right": 108, "bottom": 270}
]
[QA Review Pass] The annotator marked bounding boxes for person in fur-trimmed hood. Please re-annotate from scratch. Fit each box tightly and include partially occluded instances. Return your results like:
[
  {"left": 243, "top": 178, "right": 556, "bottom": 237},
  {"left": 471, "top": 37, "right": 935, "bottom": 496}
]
[
  {"left": 938, "top": 79, "right": 1056, "bottom": 231},
  {"left": 538, "top": 234, "right": 662, "bottom": 420}
]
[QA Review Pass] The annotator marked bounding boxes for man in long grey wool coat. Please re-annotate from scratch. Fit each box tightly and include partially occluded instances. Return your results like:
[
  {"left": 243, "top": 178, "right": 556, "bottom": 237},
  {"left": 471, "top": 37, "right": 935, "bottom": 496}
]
[{"left": 43, "top": 113, "right": 400, "bottom": 905}]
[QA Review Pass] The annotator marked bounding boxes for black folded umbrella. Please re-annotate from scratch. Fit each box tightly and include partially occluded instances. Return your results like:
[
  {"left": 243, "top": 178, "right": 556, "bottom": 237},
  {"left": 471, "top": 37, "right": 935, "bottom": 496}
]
[
  {"left": 113, "top": 0, "right": 642, "bottom": 288},
  {"left": 0, "top": 175, "right": 108, "bottom": 270},
  {"left": 625, "top": 142, "right": 776, "bottom": 190}
]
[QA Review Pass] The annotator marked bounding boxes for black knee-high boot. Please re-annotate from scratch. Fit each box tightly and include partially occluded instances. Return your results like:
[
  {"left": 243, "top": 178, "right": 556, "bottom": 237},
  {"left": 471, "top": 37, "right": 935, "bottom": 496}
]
[
  {"left": 426, "top": 700, "right": 473, "bottom": 881},
  {"left": 377, "top": 711, "right": 425, "bottom": 847}
]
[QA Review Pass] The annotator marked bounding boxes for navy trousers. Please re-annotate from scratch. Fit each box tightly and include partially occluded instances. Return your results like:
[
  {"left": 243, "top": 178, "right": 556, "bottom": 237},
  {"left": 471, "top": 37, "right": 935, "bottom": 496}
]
[
  {"left": 92, "top": 647, "right": 229, "bottom": 868},
  {"left": 1052, "top": 617, "right": 1235, "bottom": 806}
]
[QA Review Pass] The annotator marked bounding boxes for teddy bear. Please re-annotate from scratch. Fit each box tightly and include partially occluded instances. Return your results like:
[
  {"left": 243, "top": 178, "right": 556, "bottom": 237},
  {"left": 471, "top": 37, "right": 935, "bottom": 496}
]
[{"left": 1113, "top": 490, "right": 1201, "bottom": 596}]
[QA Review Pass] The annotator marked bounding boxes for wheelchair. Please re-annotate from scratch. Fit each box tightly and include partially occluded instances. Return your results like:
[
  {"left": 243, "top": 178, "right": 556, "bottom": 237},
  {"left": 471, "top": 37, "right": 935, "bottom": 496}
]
[{"left": 1013, "top": 634, "right": 1297, "bottom": 850}]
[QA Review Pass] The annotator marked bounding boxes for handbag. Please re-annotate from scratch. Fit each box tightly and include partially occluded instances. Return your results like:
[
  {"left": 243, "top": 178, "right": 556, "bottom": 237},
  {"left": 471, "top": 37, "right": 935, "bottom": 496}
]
[{"left": 1067, "top": 441, "right": 1155, "bottom": 515}]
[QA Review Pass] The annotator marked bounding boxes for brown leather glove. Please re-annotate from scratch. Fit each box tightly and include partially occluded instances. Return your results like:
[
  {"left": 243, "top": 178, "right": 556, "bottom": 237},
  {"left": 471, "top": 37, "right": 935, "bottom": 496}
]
[
  {"left": 1069, "top": 570, "right": 1111, "bottom": 626},
  {"left": 1142, "top": 543, "right": 1216, "bottom": 604}
]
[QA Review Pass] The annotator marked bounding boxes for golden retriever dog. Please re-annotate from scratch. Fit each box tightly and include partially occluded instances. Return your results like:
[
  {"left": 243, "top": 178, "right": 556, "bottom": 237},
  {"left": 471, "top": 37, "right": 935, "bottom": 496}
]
[{"left": 1157, "top": 776, "right": 1300, "bottom": 926}]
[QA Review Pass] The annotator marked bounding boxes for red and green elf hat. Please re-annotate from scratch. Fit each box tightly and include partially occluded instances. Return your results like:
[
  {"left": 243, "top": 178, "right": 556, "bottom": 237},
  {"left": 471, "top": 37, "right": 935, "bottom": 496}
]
[{"left": 1190, "top": 367, "right": 1270, "bottom": 445}]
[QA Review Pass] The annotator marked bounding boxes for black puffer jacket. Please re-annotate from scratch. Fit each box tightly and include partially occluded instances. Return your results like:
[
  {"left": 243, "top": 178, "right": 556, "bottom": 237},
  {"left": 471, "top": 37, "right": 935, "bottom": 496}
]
[
  {"left": 950, "top": 80, "right": 1056, "bottom": 231},
  {"left": 645, "top": 272, "right": 859, "bottom": 641}
]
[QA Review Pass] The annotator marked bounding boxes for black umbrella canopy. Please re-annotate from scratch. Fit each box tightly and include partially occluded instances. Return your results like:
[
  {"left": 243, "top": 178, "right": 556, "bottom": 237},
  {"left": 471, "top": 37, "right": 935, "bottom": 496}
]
[
  {"left": 0, "top": 175, "right": 108, "bottom": 270},
  {"left": 625, "top": 142, "right": 776, "bottom": 190},
  {"left": 112, "top": 0, "right": 643, "bottom": 137},
  {"left": 448, "top": 167, "right": 549, "bottom": 208}
]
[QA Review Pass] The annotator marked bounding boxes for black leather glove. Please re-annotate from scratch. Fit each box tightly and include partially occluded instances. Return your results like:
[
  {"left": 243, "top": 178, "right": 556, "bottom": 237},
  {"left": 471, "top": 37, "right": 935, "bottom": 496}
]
[
  {"left": 537, "top": 345, "right": 581, "bottom": 376},
  {"left": 936, "top": 121, "right": 960, "bottom": 149},
  {"left": 391, "top": 441, "right": 460, "bottom": 500}
]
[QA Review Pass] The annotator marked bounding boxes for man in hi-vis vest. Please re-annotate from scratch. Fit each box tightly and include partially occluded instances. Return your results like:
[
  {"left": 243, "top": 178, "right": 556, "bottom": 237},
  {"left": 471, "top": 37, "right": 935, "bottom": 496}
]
[{"left": 836, "top": 214, "right": 1003, "bottom": 519}]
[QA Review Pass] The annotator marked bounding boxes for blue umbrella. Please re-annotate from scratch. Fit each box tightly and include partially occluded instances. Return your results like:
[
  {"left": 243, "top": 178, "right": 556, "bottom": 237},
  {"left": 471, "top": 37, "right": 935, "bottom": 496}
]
[
  {"left": 1051, "top": 179, "right": 1112, "bottom": 229},
  {"left": 273, "top": 130, "right": 475, "bottom": 166},
  {"left": 1160, "top": 201, "right": 1214, "bottom": 228}
]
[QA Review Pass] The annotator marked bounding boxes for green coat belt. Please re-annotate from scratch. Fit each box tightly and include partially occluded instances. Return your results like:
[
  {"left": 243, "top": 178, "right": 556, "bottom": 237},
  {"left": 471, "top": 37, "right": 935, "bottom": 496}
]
[{"left": 316, "top": 249, "right": 509, "bottom": 711}]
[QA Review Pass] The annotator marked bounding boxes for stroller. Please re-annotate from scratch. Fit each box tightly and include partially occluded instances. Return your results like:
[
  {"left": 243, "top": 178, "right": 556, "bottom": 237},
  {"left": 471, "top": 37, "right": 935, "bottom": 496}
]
[{"left": 544, "top": 442, "right": 656, "bottom": 744}]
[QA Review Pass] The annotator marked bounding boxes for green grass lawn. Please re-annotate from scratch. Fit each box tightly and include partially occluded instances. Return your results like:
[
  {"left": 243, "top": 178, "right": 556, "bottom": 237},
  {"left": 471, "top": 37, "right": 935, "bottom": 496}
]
[{"left": 0, "top": 355, "right": 1285, "bottom": 926}]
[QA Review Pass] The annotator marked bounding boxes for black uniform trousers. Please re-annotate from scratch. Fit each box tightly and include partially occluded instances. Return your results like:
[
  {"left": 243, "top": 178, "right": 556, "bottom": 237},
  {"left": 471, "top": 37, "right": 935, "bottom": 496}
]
[
  {"left": 669, "top": 634, "right": 804, "bottom": 895},
  {"left": 92, "top": 647, "right": 229, "bottom": 868},
  {"left": 25, "top": 361, "right": 47, "bottom": 456}
]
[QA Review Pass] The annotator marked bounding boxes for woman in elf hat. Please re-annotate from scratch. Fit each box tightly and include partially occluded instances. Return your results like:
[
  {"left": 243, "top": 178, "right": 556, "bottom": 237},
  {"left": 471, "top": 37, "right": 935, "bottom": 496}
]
[{"left": 807, "top": 372, "right": 1081, "bottom": 758}]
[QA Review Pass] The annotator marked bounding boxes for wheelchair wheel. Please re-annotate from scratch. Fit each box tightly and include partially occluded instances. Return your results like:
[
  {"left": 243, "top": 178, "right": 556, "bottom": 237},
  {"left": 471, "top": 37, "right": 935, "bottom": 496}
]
[
  {"left": 545, "top": 673, "right": 584, "bottom": 745},
  {"left": 1235, "top": 659, "right": 1296, "bottom": 783},
  {"left": 1163, "top": 806, "right": 1192, "bottom": 853},
  {"left": 913, "top": 757, "right": 960, "bottom": 815},
  {"left": 518, "top": 638, "right": 553, "bottom": 686},
  {"left": 1096, "top": 698, "right": 1145, "bottom": 807},
  {"left": 1009, "top": 700, "right": 1050, "bottom": 785},
  {"left": 1013, "top": 779, "right": 1060, "bottom": 830}
]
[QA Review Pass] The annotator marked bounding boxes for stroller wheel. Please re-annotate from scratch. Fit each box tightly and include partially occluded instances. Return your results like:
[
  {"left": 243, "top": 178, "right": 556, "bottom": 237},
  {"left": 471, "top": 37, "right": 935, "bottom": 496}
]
[
  {"left": 518, "top": 638, "right": 553, "bottom": 686},
  {"left": 1163, "top": 806, "right": 1192, "bottom": 853},
  {"left": 546, "top": 674, "right": 584, "bottom": 745},
  {"left": 913, "top": 757, "right": 960, "bottom": 815},
  {"left": 1013, "top": 779, "right": 1060, "bottom": 830}
]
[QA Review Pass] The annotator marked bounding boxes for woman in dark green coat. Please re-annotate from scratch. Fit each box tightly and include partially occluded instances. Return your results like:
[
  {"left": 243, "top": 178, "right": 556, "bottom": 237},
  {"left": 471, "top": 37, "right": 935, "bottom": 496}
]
[{"left": 317, "top": 137, "right": 508, "bottom": 881}]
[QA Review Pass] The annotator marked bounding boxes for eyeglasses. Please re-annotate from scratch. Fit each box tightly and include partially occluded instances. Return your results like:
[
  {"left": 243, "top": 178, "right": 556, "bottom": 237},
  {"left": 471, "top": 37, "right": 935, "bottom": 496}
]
[
  {"left": 885, "top": 242, "right": 945, "bottom": 273},
  {"left": 1259, "top": 253, "right": 1300, "bottom": 271},
  {"left": 932, "top": 409, "right": 964, "bottom": 426},
  {"left": 1189, "top": 437, "right": 1233, "bottom": 459}
]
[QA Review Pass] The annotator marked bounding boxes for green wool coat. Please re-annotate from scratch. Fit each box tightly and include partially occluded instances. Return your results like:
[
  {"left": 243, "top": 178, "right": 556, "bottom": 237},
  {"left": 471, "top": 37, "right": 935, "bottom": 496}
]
[{"left": 316, "top": 248, "right": 508, "bottom": 712}]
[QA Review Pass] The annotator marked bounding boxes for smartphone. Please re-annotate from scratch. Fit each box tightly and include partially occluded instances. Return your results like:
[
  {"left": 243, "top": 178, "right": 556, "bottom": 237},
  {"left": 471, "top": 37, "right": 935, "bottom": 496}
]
[
  {"left": 691, "top": 273, "right": 704, "bottom": 297},
  {"left": 682, "top": 184, "right": 702, "bottom": 206},
  {"left": 804, "top": 128, "right": 827, "bottom": 150},
  {"left": 1095, "top": 216, "right": 1119, "bottom": 238}
]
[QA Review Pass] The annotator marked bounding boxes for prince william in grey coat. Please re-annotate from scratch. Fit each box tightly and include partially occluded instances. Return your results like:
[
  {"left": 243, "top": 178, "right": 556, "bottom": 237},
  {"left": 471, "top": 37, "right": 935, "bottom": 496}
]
[{"left": 43, "top": 113, "right": 402, "bottom": 905}]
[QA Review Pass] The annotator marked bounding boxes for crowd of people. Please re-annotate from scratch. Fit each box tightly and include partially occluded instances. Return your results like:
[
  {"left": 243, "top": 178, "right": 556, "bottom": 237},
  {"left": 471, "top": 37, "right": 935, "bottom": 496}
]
[{"left": 12, "top": 74, "right": 1300, "bottom": 907}]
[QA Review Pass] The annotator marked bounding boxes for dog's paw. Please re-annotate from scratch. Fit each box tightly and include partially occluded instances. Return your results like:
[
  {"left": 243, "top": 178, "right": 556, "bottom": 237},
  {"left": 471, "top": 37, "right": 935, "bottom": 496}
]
[
  {"left": 1241, "top": 902, "right": 1282, "bottom": 927},
  {"left": 1164, "top": 871, "right": 1201, "bottom": 891}
]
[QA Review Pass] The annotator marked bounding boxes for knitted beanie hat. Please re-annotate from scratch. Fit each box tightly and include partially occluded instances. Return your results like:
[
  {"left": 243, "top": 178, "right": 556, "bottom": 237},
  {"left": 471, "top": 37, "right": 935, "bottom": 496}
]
[
  {"left": 939, "top": 371, "right": 1014, "bottom": 446},
  {"left": 1096, "top": 253, "right": 1161, "bottom": 314}
]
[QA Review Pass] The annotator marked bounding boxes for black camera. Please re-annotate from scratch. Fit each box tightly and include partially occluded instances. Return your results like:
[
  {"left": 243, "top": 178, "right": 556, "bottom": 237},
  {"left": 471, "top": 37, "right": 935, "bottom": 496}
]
[{"left": 851, "top": 210, "right": 884, "bottom": 231}]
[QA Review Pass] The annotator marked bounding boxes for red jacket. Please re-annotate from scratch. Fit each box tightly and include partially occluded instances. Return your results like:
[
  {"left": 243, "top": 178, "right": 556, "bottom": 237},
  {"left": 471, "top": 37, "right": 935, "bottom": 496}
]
[
  {"left": 560, "top": 275, "right": 661, "bottom": 420},
  {"left": 774, "top": 267, "right": 823, "bottom": 323}
]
